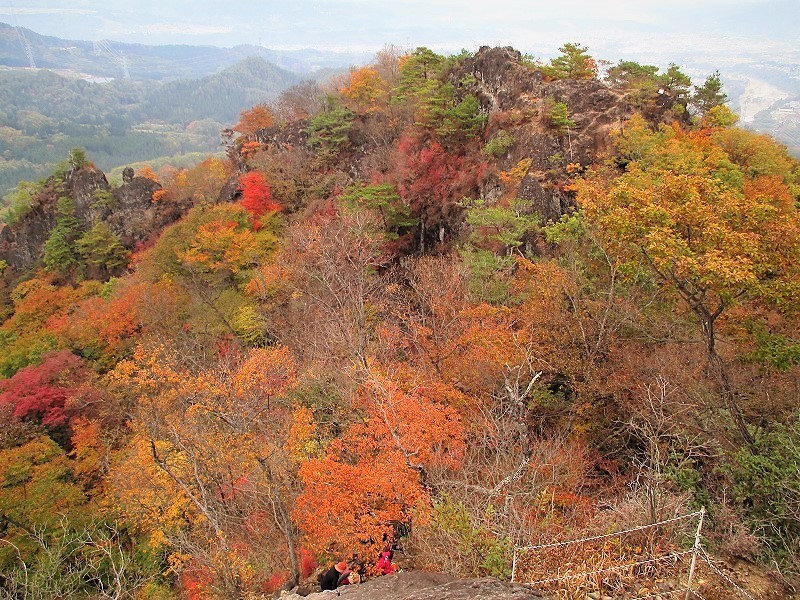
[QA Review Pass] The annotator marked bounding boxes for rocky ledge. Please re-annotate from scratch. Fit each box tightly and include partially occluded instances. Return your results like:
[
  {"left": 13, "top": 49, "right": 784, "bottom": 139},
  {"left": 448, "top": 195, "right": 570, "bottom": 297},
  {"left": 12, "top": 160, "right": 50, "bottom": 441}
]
[{"left": 280, "top": 572, "right": 546, "bottom": 600}]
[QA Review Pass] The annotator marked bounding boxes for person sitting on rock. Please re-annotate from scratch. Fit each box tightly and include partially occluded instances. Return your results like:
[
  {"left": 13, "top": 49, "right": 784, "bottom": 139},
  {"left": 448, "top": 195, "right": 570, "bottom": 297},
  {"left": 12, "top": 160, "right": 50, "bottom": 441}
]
[
  {"left": 320, "top": 561, "right": 349, "bottom": 591},
  {"left": 376, "top": 546, "right": 396, "bottom": 575}
]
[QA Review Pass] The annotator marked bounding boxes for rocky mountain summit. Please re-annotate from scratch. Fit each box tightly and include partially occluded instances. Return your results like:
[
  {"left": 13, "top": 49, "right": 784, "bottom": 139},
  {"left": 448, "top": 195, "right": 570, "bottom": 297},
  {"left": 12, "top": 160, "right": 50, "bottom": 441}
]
[
  {"left": 0, "top": 165, "right": 179, "bottom": 273},
  {"left": 1, "top": 46, "right": 684, "bottom": 275}
]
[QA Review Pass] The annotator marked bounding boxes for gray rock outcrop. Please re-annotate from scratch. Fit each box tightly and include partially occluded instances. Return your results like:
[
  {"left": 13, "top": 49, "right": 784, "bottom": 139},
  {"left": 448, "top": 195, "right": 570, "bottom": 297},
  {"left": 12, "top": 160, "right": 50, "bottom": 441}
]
[{"left": 280, "top": 572, "right": 546, "bottom": 600}]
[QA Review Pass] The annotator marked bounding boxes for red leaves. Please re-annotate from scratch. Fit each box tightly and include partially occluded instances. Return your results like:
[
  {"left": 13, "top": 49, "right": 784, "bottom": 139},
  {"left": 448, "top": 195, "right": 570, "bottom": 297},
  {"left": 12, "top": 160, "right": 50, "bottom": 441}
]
[
  {"left": 394, "top": 135, "right": 487, "bottom": 240},
  {"left": 0, "top": 350, "right": 85, "bottom": 426},
  {"left": 239, "top": 171, "right": 281, "bottom": 229},
  {"left": 299, "top": 547, "right": 317, "bottom": 578}
]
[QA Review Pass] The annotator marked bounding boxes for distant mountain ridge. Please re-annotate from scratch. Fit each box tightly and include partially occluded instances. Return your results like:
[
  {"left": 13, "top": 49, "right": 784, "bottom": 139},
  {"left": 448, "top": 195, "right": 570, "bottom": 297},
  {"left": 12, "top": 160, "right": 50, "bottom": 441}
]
[
  {"left": 0, "top": 22, "right": 365, "bottom": 80},
  {"left": 0, "top": 53, "right": 299, "bottom": 192},
  {"left": 139, "top": 56, "right": 300, "bottom": 124},
  {"left": 0, "top": 56, "right": 298, "bottom": 124}
]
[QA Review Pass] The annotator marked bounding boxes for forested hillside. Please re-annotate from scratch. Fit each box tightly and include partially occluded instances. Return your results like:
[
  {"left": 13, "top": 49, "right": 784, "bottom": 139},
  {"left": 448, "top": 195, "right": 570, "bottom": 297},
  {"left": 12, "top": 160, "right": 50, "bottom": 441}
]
[
  {"left": 1, "top": 44, "right": 799, "bottom": 599},
  {"left": 0, "top": 56, "right": 298, "bottom": 194}
]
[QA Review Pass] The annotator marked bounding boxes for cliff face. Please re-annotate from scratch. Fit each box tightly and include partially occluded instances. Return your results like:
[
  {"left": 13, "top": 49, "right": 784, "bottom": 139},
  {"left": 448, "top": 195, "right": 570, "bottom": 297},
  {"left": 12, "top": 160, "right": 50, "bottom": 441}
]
[
  {"left": 450, "top": 46, "right": 642, "bottom": 222},
  {"left": 108, "top": 175, "right": 181, "bottom": 248},
  {"left": 0, "top": 165, "right": 178, "bottom": 273},
  {"left": 0, "top": 208, "right": 56, "bottom": 271}
]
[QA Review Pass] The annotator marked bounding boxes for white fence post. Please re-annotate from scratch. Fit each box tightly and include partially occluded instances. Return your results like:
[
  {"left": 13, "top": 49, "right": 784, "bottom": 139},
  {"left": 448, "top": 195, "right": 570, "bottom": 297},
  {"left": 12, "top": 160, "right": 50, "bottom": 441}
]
[
  {"left": 511, "top": 548, "right": 517, "bottom": 583},
  {"left": 684, "top": 506, "right": 706, "bottom": 600}
]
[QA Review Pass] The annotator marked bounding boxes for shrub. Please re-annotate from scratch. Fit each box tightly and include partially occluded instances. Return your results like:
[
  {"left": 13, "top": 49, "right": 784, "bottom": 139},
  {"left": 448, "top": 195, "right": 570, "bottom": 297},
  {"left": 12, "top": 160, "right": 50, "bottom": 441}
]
[
  {"left": 728, "top": 413, "right": 800, "bottom": 568},
  {"left": 484, "top": 131, "right": 516, "bottom": 157},
  {"left": 413, "top": 495, "right": 512, "bottom": 579}
]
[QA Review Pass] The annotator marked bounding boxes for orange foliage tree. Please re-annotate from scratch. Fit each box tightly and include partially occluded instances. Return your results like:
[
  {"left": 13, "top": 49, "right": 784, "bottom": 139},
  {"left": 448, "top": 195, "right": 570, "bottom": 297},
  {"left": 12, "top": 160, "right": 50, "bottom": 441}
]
[
  {"left": 233, "top": 103, "right": 275, "bottom": 137},
  {"left": 50, "top": 281, "right": 148, "bottom": 371},
  {"left": 388, "top": 255, "right": 583, "bottom": 407},
  {"left": 110, "top": 344, "right": 302, "bottom": 596},
  {"left": 294, "top": 367, "right": 465, "bottom": 562},
  {"left": 137, "top": 165, "right": 160, "bottom": 182}
]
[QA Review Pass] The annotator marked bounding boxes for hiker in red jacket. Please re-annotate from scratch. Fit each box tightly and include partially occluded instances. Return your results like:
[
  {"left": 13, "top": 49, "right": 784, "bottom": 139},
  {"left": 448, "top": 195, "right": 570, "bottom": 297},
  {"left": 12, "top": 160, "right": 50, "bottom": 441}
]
[{"left": 376, "top": 547, "right": 396, "bottom": 575}]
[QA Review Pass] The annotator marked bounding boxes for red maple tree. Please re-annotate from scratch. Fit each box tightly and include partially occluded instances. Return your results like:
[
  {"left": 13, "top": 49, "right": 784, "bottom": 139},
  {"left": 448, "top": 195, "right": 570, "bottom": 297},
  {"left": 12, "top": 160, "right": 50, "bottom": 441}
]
[
  {"left": 0, "top": 350, "right": 86, "bottom": 426},
  {"left": 239, "top": 171, "right": 281, "bottom": 229}
]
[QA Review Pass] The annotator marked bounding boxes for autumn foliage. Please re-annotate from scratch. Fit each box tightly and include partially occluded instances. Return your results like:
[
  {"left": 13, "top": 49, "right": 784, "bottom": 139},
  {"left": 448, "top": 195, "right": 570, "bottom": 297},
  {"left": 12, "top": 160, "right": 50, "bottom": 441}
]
[
  {"left": 234, "top": 103, "right": 275, "bottom": 137},
  {"left": 295, "top": 369, "right": 464, "bottom": 559},
  {"left": 341, "top": 67, "right": 387, "bottom": 114},
  {"left": 137, "top": 165, "right": 160, "bottom": 182},
  {"left": 155, "top": 157, "right": 233, "bottom": 204},
  {"left": 110, "top": 344, "right": 300, "bottom": 596},
  {"left": 395, "top": 135, "right": 487, "bottom": 244},
  {"left": 239, "top": 171, "right": 281, "bottom": 229},
  {"left": 0, "top": 349, "right": 85, "bottom": 426},
  {"left": 2, "top": 44, "right": 800, "bottom": 599}
]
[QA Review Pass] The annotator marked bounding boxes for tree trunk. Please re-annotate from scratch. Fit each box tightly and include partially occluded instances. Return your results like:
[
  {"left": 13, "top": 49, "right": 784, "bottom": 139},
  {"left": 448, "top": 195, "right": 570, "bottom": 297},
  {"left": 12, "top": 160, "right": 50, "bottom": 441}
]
[
  {"left": 257, "top": 458, "right": 300, "bottom": 587},
  {"left": 701, "top": 315, "right": 753, "bottom": 446}
]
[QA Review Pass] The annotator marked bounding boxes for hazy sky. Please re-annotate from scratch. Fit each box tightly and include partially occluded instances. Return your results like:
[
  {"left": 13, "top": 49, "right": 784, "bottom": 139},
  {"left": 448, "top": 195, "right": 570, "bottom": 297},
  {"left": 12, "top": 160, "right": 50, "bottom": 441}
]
[{"left": 2, "top": 0, "right": 798, "bottom": 63}]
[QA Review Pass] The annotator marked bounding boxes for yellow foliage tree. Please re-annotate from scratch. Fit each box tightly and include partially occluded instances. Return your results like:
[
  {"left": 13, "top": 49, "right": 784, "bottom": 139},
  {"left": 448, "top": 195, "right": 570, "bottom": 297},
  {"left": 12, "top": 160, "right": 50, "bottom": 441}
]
[
  {"left": 574, "top": 119, "right": 800, "bottom": 444},
  {"left": 341, "top": 67, "right": 387, "bottom": 114}
]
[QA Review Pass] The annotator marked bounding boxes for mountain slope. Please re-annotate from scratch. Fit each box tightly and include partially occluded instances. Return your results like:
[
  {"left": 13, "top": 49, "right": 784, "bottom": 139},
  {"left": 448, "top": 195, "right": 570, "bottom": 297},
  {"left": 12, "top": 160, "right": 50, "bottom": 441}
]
[
  {"left": 1, "top": 44, "right": 798, "bottom": 600},
  {"left": 0, "top": 56, "right": 297, "bottom": 192},
  {"left": 141, "top": 56, "right": 298, "bottom": 124}
]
